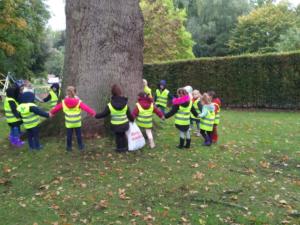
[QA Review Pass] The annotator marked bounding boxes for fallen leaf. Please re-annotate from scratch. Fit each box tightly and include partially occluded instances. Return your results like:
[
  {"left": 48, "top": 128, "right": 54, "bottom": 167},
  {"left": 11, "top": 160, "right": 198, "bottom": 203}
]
[
  {"left": 193, "top": 172, "right": 205, "bottom": 180},
  {"left": 208, "top": 162, "right": 217, "bottom": 169},
  {"left": 131, "top": 210, "right": 142, "bottom": 217},
  {"left": 2, "top": 165, "right": 11, "bottom": 174},
  {"left": 260, "top": 161, "right": 270, "bottom": 169},
  {"left": 95, "top": 200, "right": 108, "bottom": 210}
]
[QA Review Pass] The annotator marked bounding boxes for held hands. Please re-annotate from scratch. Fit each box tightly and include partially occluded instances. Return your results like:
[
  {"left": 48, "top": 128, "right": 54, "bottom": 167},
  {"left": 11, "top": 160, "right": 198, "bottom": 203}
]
[{"left": 49, "top": 112, "right": 54, "bottom": 118}]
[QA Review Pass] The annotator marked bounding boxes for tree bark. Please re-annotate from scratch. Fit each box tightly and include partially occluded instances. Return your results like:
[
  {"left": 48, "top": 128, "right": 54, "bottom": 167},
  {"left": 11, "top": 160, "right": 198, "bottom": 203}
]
[{"left": 49, "top": 0, "right": 144, "bottom": 136}]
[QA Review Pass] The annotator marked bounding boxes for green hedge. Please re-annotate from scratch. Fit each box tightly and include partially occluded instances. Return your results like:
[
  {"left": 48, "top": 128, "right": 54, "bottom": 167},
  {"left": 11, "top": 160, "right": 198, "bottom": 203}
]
[{"left": 143, "top": 52, "right": 300, "bottom": 109}]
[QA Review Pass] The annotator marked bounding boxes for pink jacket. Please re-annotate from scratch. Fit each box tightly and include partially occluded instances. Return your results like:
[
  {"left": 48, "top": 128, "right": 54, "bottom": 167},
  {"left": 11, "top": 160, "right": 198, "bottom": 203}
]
[
  {"left": 50, "top": 97, "right": 96, "bottom": 116},
  {"left": 172, "top": 95, "right": 190, "bottom": 106}
]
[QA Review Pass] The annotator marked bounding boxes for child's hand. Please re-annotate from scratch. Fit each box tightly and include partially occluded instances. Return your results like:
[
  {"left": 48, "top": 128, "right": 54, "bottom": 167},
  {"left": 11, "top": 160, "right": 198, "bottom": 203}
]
[
  {"left": 161, "top": 116, "right": 165, "bottom": 121},
  {"left": 49, "top": 112, "right": 54, "bottom": 118}
]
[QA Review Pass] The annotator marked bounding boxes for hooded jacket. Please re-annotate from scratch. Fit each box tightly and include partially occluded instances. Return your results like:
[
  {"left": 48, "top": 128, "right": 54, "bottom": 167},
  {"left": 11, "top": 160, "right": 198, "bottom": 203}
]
[
  {"left": 50, "top": 97, "right": 96, "bottom": 117},
  {"left": 165, "top": 95, "right": 199, "bottom": 132},
  {"left": 131, "top": 96, "right": 164, "bottom": 119},
  {"left": 199, "top": 104, "right": 215, "bottom": 118},
  {"left": 95, "top": 96, "right": 134, "bottom": 133},
  {"left": 19, "top": 92, "right": 49, "bottom": 118},
  {"left": 212, "top": 98, "right": 221, "bottom": 113}
]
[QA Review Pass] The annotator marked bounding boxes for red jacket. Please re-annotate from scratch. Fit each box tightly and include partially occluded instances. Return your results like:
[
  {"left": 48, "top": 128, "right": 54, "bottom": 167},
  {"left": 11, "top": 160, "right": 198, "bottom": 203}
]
[
  {"left": 132, "top": 96, "right": 164, "bottom": 119},
  {"left": 50, "top": 97, "right": 96, "bottom": 116},
  {"left": 212, "top": 98, "right": 221, "bottom": 113}
]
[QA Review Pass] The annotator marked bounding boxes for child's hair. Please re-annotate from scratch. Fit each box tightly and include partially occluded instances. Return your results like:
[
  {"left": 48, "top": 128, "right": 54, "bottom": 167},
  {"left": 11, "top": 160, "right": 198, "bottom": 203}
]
[
  {"left": 177, "top": 88, "right": 188, "bottom": 97},
  {"left": 138, "top": 91, "right": 147, "bottom": 98},
  {"left": 143, "top": 79, "right": 148, "bottom": 86},
  {"left": 201, "top": 93, "right": 211, "bottom": 105},
  {"left": 208, "top": 91, "right": 216, "bottom": 99},
  {"left": 192, "top": 90, "right": 201, "bottom": 99},
  {"left": 111, "top": 84, "right": 122, "bottom": 96},
  {"left": 67, "top": 86, "right": 76, "bottom": 98}
]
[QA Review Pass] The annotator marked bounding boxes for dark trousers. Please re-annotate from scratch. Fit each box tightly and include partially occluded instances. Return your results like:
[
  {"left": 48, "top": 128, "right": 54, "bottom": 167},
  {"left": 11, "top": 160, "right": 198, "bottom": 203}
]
[
  {"left": 200, "top": 129, "right": 212, "bottom": 142},
  {"left": 190, "top": 118, "right": 200, "bottom": 130},
  {"left": 157, "top": 105, "right": 166, "bottom": 115},
  {"left": 115, "top": 132, "right": 128, "bottom": 152},
  {"left": 27, "top": 127, "right": 40, "bottom": 149},
  {"left": 67, "top": 128, "right": 83, "bottom": 150}
]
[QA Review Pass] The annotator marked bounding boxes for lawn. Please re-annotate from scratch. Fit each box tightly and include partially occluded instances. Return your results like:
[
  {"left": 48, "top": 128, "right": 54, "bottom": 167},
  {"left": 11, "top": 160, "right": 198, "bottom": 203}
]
[{"left": 0, "top": 110, "right": 299, "bottom": 225}]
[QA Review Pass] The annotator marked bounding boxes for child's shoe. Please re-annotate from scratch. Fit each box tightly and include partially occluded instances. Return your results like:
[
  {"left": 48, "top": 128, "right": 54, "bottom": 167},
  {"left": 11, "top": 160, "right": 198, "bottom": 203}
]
[
  {"left": 177, "top": 138, "right": 185, "bottom": 149},
  {"left": 203, "top": 137, "right": 211, "bottom": 146},
  {"left": 196, "top": 131, "right": 201, "bottom": 137},
  {"left": 185, "top": 139, "right": 191, "bottom": 149},
  {"left": 15, "top": 138, "right": 25, "bottom": 148}
]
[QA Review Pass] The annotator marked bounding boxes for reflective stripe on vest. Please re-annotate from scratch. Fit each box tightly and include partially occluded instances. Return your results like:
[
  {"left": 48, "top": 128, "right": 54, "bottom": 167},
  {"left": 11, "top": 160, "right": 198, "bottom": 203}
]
[
  {"left": 175, "top": 101, "right": 193, "bottom": 126},
  {"left": 62, "top": 100, "right": 82, "bottom": 128},
  {"left": 108, "top": 103, "right": 128, "bottom": 125},
  {"left": 136, "top": 103, "right": 154, "bottom": 128},
  {"left": 200, "top": 110, "right": 215, "bottom": 132},
  {"left": 49, "top": 89, "right": 59, "bottom": 107},
  {"left": 155, "top": 89, "right": 169, "bottom": 108},
  {"left": 4, "top": 97, "right": 21, "bottom": 123},
  {"left": 17, "top": 103, "right": 40, "bottom": 129},
  {"left": 213, "top": 102, "right": 221, "bottom": 125},
  {"left": 191, "top": 99, "right": 201, "bottom": 120}
]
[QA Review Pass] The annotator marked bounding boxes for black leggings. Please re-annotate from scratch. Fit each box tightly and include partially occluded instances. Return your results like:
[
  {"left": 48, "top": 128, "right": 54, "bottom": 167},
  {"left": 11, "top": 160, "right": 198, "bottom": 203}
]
[
  {"left": 200, "top": 129, "right": 212, "bottom": 140},
  {"left": 115, "top": 132, "right": 128, "bottom": 152}
]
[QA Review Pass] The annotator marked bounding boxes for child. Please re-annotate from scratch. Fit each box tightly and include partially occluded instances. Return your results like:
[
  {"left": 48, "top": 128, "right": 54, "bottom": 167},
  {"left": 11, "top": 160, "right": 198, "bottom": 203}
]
[
  {"left": 154, "top": 80, "right": 173, "bottom": 114},
  {"left": 198, "top": 93, "right": 215, "bottom": 146},
  {"left": 190, "top": 90, "right": 202, "bottom": 137},
  {"left": 131, "top": 92, "right": 164, "bottom": 148},
  {"left": 143, "top": 79, "right": 152, "bottom": 98},
  {"left": 50, "top": 86, "right": 96, "bottom": 152},
  {"left": 208, "top": 91, "right": 221, "bottom": 143},
  {"left": 165, "top": 88, "right": 199, "bottom": 149},
  {"left": 4, "top": 87, "right": 24, "bottom": 147},
  {"left": 17, "top": 92, "right": 50, "bottom": 151},
  {"left": 95, "top": 84, "right": 134, "bottom": 152},
  {"left": 43, "top": 83, "right": 60, "bottom": 107}
]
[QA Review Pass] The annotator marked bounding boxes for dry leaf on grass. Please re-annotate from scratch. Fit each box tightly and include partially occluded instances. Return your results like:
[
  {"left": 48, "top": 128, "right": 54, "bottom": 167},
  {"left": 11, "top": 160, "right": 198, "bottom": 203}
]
[
  {"left": 260, "top": 161, "right": 270, "bottom": 169},
  {"left": 193, "top": 172, "right": 205, "bottom": 180},
  {"left": 95, "top": 200, "right": 108, "bottom": 210},
  {"left": 131, "top": 210, "right": 142, "bottom": 217}
]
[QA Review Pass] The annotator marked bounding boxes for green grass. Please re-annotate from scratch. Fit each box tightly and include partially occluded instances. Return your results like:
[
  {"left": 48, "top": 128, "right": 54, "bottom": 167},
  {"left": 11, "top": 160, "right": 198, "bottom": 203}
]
[{"left": 0, "top": 110, "right": 300, "bottom": 225}]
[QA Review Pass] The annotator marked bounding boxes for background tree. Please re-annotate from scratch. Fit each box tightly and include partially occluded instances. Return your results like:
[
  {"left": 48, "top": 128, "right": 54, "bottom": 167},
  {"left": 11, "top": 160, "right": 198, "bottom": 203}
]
[
  {"left": 0, "top": 0, "right": 50, "bottom": 78},
  {"left": 183, "top": 0, "right": 250, "bottom": 57},
  {"left": 275, "top": 26, "right": 300, "bottom": 52},
  {"left": 46, "top": 0, "right": 144, "bottom": 135},
  {"left": 228, "top": 2, "right": 297, "bottom": 54},
  {"left": 142, "top": 0, "right": 195, "bottom": 63}
]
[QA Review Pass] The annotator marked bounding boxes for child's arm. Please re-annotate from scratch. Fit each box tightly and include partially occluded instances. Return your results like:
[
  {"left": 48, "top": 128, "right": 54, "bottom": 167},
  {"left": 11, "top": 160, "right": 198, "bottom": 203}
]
[
  {"left": 198, "top": 101, "right": 203, "bottom": 112},
  {"left": 79, "top": 102, "right": 96, "bottom": 116},
  {"left": 43, "top": 94, "right": 51, "bottom": 102},
  {"left": 164, "top": 105, "right": 179, "bottom": 119},
  {"left": 95, "top": 105, "right": 110, "bottom": 119},
  {"left": 198, "top": 106, "right": 208, "bottom": 118},
  {"left": 50, "top": 103, "right": 63, "bottom": 115},
  {"left": 154, "top": 106, "right": 164, "bottom": 119},
  {"left": 131, "top": 106, "right": 139, "bottom": 119},
  {"left": 191, "top": 106, "right": 199, "bottom": 118},
  {"left": 8, "top": 101, "right": 21, "bottom": 118},
  {"left": 30, "top": 106, "right": 49, "bottom": 118},
  {"left": 127, "top": 107, "right": 134, "bottom": 122}
]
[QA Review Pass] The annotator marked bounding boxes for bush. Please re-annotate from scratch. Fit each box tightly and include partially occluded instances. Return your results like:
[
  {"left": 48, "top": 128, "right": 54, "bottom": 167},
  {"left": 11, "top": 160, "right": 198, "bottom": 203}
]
[{"left": 143, "top": 51, "right": 300, "bottom": 109}]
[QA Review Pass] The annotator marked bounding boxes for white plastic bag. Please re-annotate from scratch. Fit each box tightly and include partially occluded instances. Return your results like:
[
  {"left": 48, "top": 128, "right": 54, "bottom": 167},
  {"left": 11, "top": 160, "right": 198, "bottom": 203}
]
[{"left": 126, "top": 122, "right": 146, "bottom": 151}]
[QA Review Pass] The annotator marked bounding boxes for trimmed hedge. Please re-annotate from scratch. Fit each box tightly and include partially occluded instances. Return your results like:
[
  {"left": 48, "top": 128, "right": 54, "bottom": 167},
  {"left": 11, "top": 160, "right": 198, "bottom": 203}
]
[{"left": 143, "top": 52, "right": 300, "bottom": 109}]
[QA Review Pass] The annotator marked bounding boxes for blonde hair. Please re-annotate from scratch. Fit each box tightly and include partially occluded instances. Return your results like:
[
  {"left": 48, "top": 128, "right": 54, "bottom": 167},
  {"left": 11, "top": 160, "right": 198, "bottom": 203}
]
[
  {"left": 67, "top": 86, "right": 76, "bottom": 98},
  {"left": 143, "top": 79, "right": 148, "bottom": 86},
  {"left": 201, "top": 93, "right": 211, "bottom": 105},
  {"left": 192, "top": 90, "right": 201, "bottom": 99}
]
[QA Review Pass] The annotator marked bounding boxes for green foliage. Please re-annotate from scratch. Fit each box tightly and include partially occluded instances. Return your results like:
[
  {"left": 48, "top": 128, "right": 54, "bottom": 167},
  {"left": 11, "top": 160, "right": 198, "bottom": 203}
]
[
  {"left": 144, "top": 51, "right": 300, "bottom": 109},
  {"left": 178, "top": 0, "right": 250, "bottom": 57},
  {"left": 0, "top": 0, "right": 50, "bottom": 78},
  {"left": 275, "top": 26, "right": 300, "bottom": 52},
  {"left": 141, "top": 0, "right": 195, "bottom": 63},
  {"left": 229, "top": 2, "right": 297, "bottom": 54},
  {"left": 44, "top": 30, "right": 65, "bottom": 77},
  {"left": 0, "top": 110, "right": 300, "bottom": 224}
]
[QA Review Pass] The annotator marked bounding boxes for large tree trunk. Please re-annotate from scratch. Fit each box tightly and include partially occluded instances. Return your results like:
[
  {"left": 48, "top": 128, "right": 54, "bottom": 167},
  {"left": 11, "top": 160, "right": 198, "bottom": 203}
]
[{"left": 48, "top": 0, "right": 144, "bottom": 136}]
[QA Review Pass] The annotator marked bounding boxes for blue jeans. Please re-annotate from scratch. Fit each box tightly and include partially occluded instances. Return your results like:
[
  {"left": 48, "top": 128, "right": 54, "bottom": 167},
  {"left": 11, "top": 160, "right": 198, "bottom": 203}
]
[
  {"left": 67, "top": 128, "right": 83, "bottom": 150},
  {"left": 27, "top": 127, "right": 40, "bottom": 149}
]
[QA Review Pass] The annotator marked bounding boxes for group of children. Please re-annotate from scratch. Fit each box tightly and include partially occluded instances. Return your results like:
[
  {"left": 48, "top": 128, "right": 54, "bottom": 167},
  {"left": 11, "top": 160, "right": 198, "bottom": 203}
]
[{"left": 3, "top": 79, "right": 221, "bottom": 152}]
